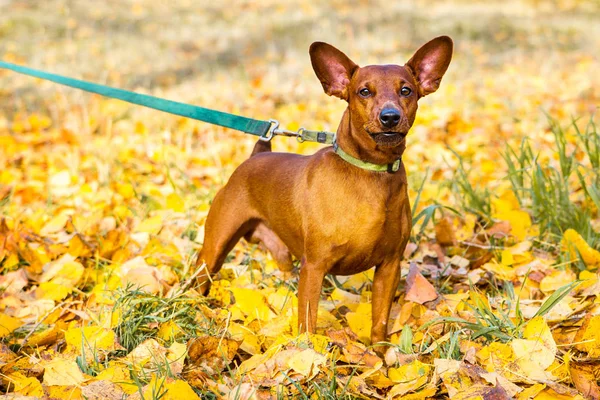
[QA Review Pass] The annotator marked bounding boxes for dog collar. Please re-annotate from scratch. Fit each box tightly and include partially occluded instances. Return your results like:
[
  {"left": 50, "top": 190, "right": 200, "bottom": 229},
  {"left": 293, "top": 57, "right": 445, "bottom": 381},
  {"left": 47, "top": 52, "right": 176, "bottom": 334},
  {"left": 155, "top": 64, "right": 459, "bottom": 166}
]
[{"left": 333, "top": 141, "right": 401, "bottom": 173}]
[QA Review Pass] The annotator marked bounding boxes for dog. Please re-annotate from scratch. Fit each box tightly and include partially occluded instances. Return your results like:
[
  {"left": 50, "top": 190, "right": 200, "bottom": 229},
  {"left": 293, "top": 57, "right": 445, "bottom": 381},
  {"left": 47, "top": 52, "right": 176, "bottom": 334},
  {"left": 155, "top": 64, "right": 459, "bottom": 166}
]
[{"left": 195, "top": 36, "right": 453, "bottom": 349}]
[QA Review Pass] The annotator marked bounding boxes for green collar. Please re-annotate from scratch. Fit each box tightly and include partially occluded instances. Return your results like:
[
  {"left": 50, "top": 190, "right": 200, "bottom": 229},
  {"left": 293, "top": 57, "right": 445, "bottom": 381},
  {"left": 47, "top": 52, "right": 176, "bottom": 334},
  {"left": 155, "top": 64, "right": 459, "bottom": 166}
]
[{"left": 333, "top": 141, "right": 401, "bottom": 173}]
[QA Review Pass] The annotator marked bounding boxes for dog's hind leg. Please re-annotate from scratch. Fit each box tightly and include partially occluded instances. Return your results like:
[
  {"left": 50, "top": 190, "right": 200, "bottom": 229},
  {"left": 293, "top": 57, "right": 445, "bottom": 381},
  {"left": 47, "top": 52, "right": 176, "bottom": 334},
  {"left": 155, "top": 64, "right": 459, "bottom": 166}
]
[
  {"left": 245, "top": 223, "right": 294, "bottom": 277},
  {"left": 195, "top": 190, "right": 258, "bottom": 295}
]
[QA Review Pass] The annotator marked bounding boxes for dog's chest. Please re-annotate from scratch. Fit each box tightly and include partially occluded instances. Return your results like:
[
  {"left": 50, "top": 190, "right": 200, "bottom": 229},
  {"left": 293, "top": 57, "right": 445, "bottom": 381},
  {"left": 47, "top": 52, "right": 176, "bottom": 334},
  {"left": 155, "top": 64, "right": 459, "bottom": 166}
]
[{"left": 303, "top": 171, "right": 410, "bottom": 270}]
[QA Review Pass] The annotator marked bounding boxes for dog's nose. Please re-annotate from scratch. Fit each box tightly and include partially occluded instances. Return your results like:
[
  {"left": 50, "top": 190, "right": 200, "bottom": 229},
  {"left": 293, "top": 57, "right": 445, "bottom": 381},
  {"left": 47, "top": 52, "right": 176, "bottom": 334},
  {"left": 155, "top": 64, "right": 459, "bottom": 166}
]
[{"left": 379, "top": 108, "right": 401, "bottom": 128}]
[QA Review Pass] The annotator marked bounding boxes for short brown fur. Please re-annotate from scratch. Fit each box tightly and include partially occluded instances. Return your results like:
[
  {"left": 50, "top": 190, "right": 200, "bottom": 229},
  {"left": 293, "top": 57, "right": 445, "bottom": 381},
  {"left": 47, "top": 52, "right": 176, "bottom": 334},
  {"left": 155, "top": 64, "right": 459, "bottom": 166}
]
[{"left": 195, "top": 36, "right": 453, "bottom": 348}]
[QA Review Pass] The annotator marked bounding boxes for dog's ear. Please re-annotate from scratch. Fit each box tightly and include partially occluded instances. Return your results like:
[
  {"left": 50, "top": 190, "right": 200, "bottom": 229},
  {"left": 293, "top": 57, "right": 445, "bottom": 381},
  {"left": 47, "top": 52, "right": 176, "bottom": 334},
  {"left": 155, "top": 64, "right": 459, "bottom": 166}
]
[
  {"left": 310, "top": 42, "right": 358, "bottom": 101},
  {"left": 406, "top": 36, "right": 453, "bottom": 97}
]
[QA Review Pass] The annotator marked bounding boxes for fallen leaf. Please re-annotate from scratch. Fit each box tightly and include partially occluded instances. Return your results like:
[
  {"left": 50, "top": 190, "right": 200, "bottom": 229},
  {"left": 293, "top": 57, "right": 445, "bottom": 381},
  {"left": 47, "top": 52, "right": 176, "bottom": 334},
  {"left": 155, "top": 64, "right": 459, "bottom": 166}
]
[
  {"left": 570, "top": 363, "right": 600, "bottom": 400},
  {"left": 186, "top": 335, "right": 241, "bottom": 375},
  {"left": 0, "top": 313, "right": 22, "bottom": 338},
  {"left": 81, "top": 380, "right": 125, "bottom": 400},
  {"left": 287, "top": 348, "right": 327, "bottom": 379},
  {"left": 345, "top": 302, "right": 372, "bottom": 343},
  {"left": 65, "top": 325, "right": 117, "bottom": 353},
  {"left": 42, "top": 358, "right": 87, "bottom": 386},
  {"left": 6, "top": 372, "right": 44, "bottom": 397},
  {"left": 435, "top": 217, "right": 456, "bottom": 246},
  {"left": 562, "top": 228, "right": 600, "bottom": 267},
  {"left": 405, "top": 262, "right": 438, "bottom": 304},
  {"left": 574, "top": 314, "right": 600, "bottom": 357},
  {"left": 388, "top": 360, "right": 430, "bottom": 395}
]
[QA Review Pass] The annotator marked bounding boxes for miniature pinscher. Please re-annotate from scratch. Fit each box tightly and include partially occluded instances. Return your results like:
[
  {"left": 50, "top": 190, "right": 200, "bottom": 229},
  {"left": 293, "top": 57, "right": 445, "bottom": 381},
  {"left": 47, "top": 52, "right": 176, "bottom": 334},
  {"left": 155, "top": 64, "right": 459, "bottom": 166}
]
[{"left": 196, "top": 36, "right": 453, "bottom": 348}]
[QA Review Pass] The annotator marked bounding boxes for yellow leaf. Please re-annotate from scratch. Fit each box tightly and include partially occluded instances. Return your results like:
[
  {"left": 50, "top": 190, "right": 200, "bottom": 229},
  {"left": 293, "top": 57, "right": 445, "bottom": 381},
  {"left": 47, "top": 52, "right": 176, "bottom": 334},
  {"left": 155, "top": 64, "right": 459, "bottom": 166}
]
[
  {"left": 482, "top": 262, "right": 516, "bottom": 281},
  {"left": 135, "top": 121, "right": 148, "bottom": 135},
  {"left": 208, "top": 280, "right": 233, "bottom": 306},
  {"left": 575, "top": 315, "right": 600, "bottom": 357},
  {"left": 26, "top": 322, "right": 66, "bottom": 347},
  {"left": 267, "top": 287, "right": 297, "bottom": 313},
  {"left": 122, "top": 266, "right": 163, "bottom": 294},
  {"left": 48, "top": 170, "right": 72, "bottom": 188},
  {"left": 501, "top": 249, "right": 514, "bottom": 266},
  {"left": 287, "top": 348, "right": 327, "bottom": 378},
  {"left": 492, "top": 189, "right": 520, "bottom": 215},
  {"left": 307, "top": 333, "right": 331, "bottom": 354},
  {"left": 579, "top": 270, "right": 598, "bottom": 291},
  {"left": 135, "top": 215, "right": 163, "bottom": 234},
  {"left": 40, "top": 253, "right": 84, "bottom": 287},
  {"left": 228, "top": 322, "right": 262, "bottom": 355},
  {"left": 562, "top": 228, "right": 600, "bottom": 267},
  {"left": 166, "top": 193, "right": 185, "bottom": 212},
  {"left": 124, "top": 339, "right": 165, "bottom": 367},
  {"left": 539, "top": 269, "right": 576, "bottom": 293},
  {"left": 341, "top": 268, "right": 374, "bottom": 290},
  {"left": 68, "top": 234, "right": 92, "bottom": 258},
  {"left": 511, "top": 338, "right": 555, "bottom": 380},
  {"left": 167, "top": 341, "right": 187, "bottom": 366},
  {"left": 39, "top": 214, "right": 69, "bottom": 235},
  {"left": 7, "top": 372, "right": 44, "bottom": 397},
  {"left": 42, "top": 358, "right": 86, "bottom": 386},
  {"left": 494, "top": 209, "right": 532, "bottom": 241},
  {"left": 157, "top": 320, "right": 184, "bottom": 341},
  {"left": 45, "top": 385, "right": 83, "bottom": 399},
  {"left": 3, "top": 253, "right": 20, "bottom": 270},
  {"left": 534, "top": 389, "right": 585, "bottom": 400},
  {"left": 94, "top": 363, "right": 138, "bottom": 395},
  {"left": 143, "top": 376, "right": 200, "bottom": 400},
  {"left": 523, "top": 316, "right": 557, "bottom": 355},
  {"left": 388, "top": 360, "right": 430, "bottom": 396},
  {"left": 36, "top": 281, "right": 72, "bottom": 301},
  {"left": 330, "top": 287, "right": 361, "bottom": 311},
  {"left": 0, "top": 313, "right": 22, "bottom": 338},
  {"left": 516, "top": 383, "right": 545, "bottom": 400},
  {"left": 65, "top": 326, "right": 116, "bottom": 352},
  {"left": 230, "top": 287, "right": 276, "bottom": 322},
  {"left": 388, "top": 359, "right": 430, "bottom": 383},
  {"left": 345, "top": 302, "right": 372, "bottom": 344},
  {"left": 115, "top": 182, "right": 135, "bottom": 200}
]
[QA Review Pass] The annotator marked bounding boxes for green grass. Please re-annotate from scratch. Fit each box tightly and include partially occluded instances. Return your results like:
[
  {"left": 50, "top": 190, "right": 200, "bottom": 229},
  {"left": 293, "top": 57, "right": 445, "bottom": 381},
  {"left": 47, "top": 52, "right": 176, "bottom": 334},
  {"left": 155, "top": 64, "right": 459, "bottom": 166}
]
[
  {"left": 448, "top": 113, "right": 600, "bottom": 254},
  {"left": 503, "top": 115, "right": 600, "bottom": 248},
  {"left": 113, "top": 285, "right": 208, "bottom": 352},
  {"left": 421, "top": 279, "right": 580, "bottom": 345}
]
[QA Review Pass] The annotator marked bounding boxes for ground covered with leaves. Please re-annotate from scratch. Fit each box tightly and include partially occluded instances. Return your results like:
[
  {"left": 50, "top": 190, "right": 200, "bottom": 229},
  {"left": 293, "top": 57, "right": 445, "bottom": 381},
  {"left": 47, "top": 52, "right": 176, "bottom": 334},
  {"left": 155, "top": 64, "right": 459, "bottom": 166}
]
[{"left": 1, "top": 0, "right": 600, "bottom": 399}]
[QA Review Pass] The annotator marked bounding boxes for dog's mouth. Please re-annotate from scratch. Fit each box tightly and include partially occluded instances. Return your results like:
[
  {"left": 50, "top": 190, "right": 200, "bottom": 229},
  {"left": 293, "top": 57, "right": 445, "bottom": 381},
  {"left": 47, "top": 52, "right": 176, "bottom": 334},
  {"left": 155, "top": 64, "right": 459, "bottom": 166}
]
[{"left": 367, "top": 130, "right": 407, "bottom": 146}]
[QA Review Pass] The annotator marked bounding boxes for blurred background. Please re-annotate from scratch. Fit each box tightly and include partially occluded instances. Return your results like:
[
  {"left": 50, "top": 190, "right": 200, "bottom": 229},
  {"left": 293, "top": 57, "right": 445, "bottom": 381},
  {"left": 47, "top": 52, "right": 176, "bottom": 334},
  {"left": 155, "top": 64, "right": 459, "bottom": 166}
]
[{"left": 0, "top": 0, "right": 599, "bottom": 207}]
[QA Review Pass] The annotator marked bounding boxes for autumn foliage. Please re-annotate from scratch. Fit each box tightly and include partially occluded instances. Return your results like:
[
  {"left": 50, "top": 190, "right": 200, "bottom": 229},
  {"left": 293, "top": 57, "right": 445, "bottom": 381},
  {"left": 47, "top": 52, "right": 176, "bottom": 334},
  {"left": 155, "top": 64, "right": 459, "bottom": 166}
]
[{"left": 1, "top": 1, "right": 600, "bottom": 399}]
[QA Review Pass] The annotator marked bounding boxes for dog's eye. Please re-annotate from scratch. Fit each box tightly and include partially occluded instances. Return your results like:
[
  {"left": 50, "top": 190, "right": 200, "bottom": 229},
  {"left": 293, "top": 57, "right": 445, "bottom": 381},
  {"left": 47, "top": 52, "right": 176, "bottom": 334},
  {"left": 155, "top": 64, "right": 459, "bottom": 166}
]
[
  {"left": 359, "top": 88, "right": 371, "bottom": 97},
  {"left": 400, "top": 87, "right": 412, "bottom": 97}
]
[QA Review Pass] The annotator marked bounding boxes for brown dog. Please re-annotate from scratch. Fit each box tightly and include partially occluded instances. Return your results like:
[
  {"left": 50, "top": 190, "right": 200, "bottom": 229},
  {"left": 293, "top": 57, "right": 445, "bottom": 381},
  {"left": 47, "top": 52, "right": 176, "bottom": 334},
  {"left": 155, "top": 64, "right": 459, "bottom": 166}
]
[{"left": 196, "top": 36, "right": 453, "bottom": 347}]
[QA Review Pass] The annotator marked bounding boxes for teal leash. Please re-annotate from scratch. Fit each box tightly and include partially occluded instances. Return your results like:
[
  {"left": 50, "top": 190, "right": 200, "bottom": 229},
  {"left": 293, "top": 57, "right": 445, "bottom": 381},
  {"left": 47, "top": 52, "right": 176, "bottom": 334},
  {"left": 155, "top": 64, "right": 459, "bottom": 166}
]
[{"left": 0, "top": 61, "right": 335, "bottom": 144}]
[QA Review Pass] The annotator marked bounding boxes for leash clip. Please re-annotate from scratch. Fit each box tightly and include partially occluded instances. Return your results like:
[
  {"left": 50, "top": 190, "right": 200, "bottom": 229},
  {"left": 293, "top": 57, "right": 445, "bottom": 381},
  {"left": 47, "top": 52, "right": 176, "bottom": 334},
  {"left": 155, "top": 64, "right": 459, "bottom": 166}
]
[
  {"left": 263, "top": 119, "right": 335, "bottom": 145},
  {"left": 259, "top": 119, "right": 279, "bottom": 142},
  {"left": 265, "top": 119, "right": 305, "bottom": 140}
]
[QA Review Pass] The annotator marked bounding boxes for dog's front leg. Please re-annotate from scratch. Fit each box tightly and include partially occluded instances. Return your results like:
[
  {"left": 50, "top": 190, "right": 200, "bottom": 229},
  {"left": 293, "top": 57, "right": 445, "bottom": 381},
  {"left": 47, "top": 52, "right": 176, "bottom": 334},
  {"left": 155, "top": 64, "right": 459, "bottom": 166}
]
[
  {"left": 297, "top": 261, "right": 327, "bottom": 334},
  {"left": 371, "top": 259, "right": 402, "bottom": 347}
]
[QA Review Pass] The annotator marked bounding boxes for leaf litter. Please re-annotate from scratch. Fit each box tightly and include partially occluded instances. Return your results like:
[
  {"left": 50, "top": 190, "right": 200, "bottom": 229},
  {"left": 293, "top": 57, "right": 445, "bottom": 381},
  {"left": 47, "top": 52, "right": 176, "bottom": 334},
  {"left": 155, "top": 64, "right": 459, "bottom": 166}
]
[{"left": 0, "top": 1, "right": 600, "bottom": 398}]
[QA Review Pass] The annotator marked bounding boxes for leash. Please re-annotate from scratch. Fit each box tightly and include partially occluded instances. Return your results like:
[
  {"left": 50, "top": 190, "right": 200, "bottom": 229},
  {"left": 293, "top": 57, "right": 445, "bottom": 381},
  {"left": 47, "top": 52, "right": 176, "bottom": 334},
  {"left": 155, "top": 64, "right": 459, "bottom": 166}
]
[{"left": 0, "top": 61, "right": 335, "bottom": 145}]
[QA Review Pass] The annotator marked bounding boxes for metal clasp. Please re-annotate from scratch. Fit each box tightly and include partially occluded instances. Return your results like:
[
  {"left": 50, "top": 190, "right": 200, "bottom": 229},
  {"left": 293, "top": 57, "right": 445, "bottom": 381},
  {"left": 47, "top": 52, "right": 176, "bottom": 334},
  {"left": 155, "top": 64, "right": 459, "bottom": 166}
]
[
  {"left": 259, "top": 119, "right": 279, "bottom": 142},
  {"left": 263, "top": 119, "right": 306, "bottom": 142}
]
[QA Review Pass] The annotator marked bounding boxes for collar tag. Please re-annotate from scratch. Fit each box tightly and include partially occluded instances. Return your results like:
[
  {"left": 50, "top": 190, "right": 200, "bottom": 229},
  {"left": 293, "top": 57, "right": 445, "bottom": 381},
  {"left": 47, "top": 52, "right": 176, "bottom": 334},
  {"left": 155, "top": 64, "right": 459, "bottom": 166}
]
[{"left": 388, "top": 159, "right": 401, "bottom": 173}]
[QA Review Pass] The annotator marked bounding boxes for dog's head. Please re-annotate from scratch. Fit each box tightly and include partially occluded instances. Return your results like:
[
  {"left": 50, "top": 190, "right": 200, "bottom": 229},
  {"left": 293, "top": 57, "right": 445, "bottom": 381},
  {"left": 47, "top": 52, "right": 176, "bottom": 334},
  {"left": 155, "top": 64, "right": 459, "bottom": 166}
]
[{"left": 309, "top": 37, "right": 453, "bottom": 149}]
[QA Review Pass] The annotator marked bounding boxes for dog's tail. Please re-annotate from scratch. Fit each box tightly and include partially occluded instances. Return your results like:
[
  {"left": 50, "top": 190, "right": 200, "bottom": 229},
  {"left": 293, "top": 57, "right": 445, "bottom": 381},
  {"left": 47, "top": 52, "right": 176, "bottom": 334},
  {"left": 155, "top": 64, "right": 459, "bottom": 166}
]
[{"left": 250, "top": 139, "right": 272, "bottom": 157}]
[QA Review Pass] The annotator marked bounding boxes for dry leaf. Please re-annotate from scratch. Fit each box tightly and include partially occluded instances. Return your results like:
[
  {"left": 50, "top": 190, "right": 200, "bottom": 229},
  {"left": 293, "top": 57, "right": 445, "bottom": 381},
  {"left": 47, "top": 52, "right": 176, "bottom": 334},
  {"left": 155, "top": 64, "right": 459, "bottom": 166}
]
[{"left": 405, "top": 262, "right": 438, "bottom": 304}]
